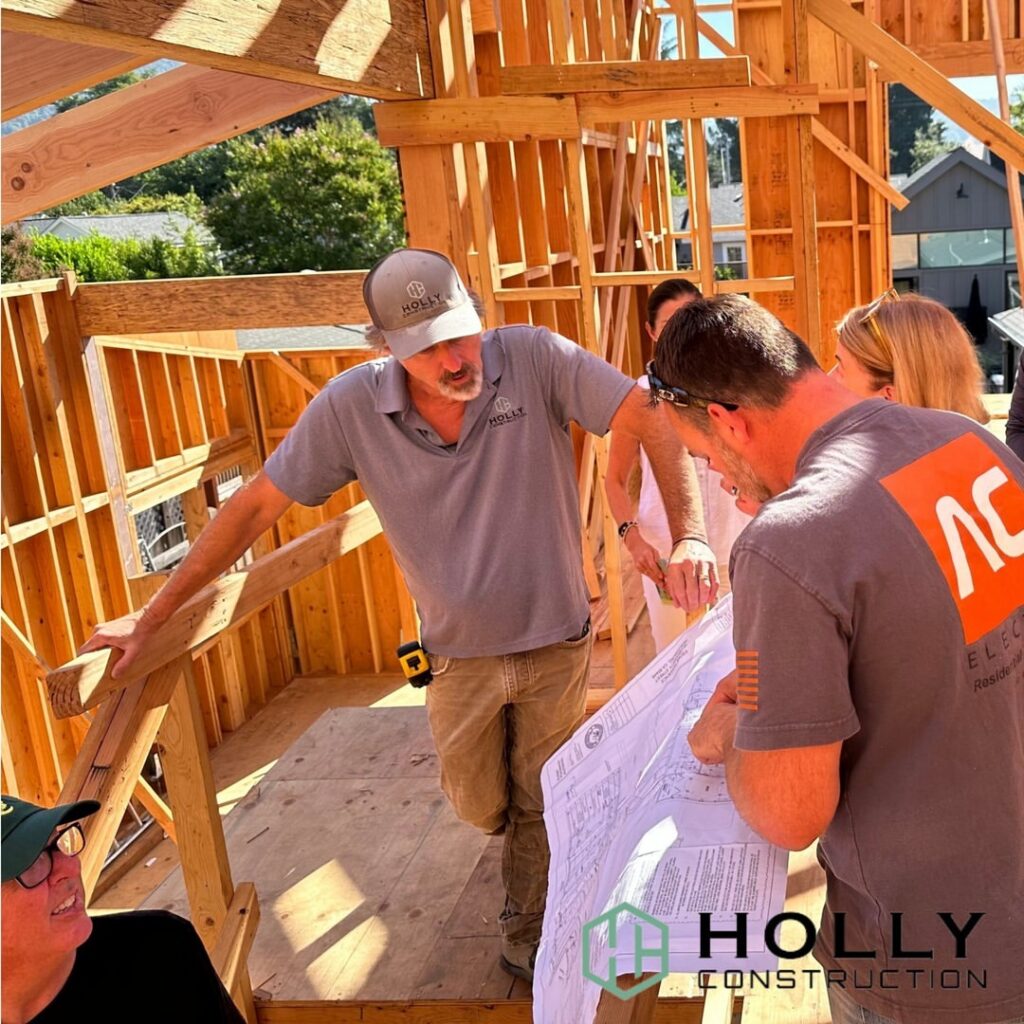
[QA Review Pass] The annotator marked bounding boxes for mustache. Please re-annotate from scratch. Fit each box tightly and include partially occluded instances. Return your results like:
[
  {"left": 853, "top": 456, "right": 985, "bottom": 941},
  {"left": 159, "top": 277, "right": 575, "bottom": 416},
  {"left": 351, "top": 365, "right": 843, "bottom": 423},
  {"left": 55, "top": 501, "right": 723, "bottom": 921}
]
[{"left": 440, "top": 363, "right": 477, "bottom": 383}]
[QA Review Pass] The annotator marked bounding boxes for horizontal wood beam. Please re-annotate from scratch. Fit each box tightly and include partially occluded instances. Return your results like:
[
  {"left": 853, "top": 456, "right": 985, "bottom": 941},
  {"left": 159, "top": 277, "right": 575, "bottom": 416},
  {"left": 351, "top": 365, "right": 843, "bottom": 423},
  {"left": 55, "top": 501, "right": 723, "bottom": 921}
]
[
  {"left": 493, "top": 286, "right": 583, "bottom": 301},
  {"left": 593, "top": 270, "right": 702, "bottom": 286},
  {"left": 1, "top": 30, "right": 146, "bottom": 120},
  {"left": 3, "top": 64, "right": 332, "bottom": 222},
  {"left": 809, "top": 0, "right": 1024, "bottom": 168},
  {"left": 885, "top": 38, "right": 1024, "bottom": 79},
  {"left": 2, "top": 1, "right": 432, "bottom": 99},
  {"left": 715, "top": 275, "right": 795, "bottom": 293},
  {"left": 501, "top": 57, "right": 751, "bottom": 95},
  {"left": 46, "top": 501, "right": 383, "bottom": 718},
  {"left": 255, "top": 999, "right": 710, "bottom": 1022},
  {"left": 575, "top": 85, "right": 819, "bottom": 126},
  {"left": 73, "top": 271, "right": 369, "bottom": 336},
  {"left": 375, "top": 96, "right": 581, "bottom": 146}
]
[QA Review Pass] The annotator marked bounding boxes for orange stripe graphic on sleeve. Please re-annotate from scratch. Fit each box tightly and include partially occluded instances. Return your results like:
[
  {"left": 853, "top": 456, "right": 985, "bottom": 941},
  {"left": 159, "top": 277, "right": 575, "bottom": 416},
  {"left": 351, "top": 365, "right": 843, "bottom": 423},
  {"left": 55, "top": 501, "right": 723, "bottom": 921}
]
[{"left": 735, "top": 650, "right": 759, "bottom": 711}]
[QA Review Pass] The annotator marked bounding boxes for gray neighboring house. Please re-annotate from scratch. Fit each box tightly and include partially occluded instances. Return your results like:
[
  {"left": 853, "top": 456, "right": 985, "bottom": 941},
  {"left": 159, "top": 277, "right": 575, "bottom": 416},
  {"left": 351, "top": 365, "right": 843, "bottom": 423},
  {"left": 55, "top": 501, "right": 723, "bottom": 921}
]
[
  {"left": 891, "top": 147, "right": 1024, "bottom": 336},
  {"left": 20, "top": 211, "right": 213, "bottom": 246},
  {"left": 672, "top": 185, "right": 746, "bottom": 278},
  {"left": 235, "top": 325, "right": 369, "bottom": 351}
]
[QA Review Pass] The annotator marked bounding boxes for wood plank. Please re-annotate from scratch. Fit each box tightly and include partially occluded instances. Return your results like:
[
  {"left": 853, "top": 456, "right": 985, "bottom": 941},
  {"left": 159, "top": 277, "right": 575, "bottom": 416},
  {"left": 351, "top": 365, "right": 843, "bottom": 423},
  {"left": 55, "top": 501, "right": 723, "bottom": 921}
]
[
  {"left": 576, "top": 85, "right": 819, "bottom": 125},
  {"left": 256, "top": 1002, "right": 535, "bottom": 1022},
  {"left": 500, "top": 57, "right": 751, "bottom": 94},
  {"left": 1, "top": 0, "right": 432, "bottom": 100},
  {"left": 470, "top": 0, "right": 502, "bottom": 33},
  {"left": 714, "top": 276, "right": 795, "bottom": 293},
  {"left": 782, "top": 0, "right": 822, "bottom": 355},
  {"left": 267, "top": 353, "right": 322, "bottom": 399},
  {"left": 46, "top": 501, "right": 384, "bottom": 718},
  {"left": 3, "top": 64, "right": 332, "bottom": 222},
  {"left": 74, "top": 272, "right": 370, "bottom": 336},
  {"left": 810, "top": 120, "right": 909, "bottom": 211},
  {"left": 493, "top": 286, "right": 583, "bottom": 301},
  {"left": 886, "top": 38, "right": 1024, "bottom": 77},
  {"left": 59, "top": 666, "right": 179, "bottom": 895},
  {"left": 212, "top": 882, "right": 261, "bottom": 1018},
  {"left": 0, "top": 30, "right": 145, "bottom": 120},
  {"left": 808, "top": 0, "right": 1024, "bottom": 168},
  {"left": 375, "top": 96, "right": 581, "bottom": 146},
  {"left": 692, "top": 12, "right": 908, "bottom": 212},
  {"left": 159, "top": 659, "right": 237, "bottom": 945}
]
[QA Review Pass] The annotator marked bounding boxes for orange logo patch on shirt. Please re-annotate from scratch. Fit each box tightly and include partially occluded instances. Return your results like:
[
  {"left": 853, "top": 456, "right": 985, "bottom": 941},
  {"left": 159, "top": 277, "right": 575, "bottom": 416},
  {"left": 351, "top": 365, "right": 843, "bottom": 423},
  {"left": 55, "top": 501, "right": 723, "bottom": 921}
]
[{"left": 881, "top": 433, "right": 1024, "bottom": 645}]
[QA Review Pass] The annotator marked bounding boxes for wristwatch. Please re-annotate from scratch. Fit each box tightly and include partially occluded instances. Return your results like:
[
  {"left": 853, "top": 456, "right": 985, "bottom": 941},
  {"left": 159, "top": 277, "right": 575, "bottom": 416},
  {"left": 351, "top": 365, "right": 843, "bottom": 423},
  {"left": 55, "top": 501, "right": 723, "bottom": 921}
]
[{"left": 618, "top": 520, "right": 638, "bottom": 539}]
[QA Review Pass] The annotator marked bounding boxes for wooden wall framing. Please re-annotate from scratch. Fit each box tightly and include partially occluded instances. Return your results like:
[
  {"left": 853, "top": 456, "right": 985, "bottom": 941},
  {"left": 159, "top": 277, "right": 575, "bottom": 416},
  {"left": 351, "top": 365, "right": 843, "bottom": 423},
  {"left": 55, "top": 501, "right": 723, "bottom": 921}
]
[{"left": 0, "top": 279, "right": 411, "bottom": 808}]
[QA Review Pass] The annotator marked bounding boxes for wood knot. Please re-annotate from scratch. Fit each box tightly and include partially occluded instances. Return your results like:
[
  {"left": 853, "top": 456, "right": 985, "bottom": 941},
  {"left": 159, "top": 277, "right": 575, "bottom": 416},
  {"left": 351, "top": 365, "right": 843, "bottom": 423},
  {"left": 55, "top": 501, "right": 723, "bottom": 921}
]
[{"left": 11, "top": 177, "right": 25, "bottom": 191}]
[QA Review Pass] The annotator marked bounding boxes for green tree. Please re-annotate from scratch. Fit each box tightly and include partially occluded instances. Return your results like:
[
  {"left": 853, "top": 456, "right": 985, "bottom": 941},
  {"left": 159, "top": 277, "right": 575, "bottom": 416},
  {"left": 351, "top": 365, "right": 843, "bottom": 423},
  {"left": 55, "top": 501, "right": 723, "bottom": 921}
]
[
  {"left": 53, "top": 70, "right": 156, "bottom": 113},
  {"left": 206, "top": 119, "right": 405, "bottom": 274},
  {"left": 910, "top": 118, "right": 955, "bottom": 172},
  {"left": 1, "top": 225, "right": 49, "bottom": 282},
  {"left": 706, "top": 119, "right": 740, "bottom": 187},
  {"left": 30, "top": 229, "right": 221, "bottom": 282},
  {"left": 889, "top": 84, "right": 936, "bottom": 175},
  {"left": 1010, "top": 87, "right": 1024, "bottom": 134}
]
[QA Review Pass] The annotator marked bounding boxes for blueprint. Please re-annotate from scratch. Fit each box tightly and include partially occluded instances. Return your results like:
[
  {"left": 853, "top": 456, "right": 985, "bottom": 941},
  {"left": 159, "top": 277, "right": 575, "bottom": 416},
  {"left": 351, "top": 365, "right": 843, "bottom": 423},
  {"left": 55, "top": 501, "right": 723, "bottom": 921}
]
[{"left": 533, "top": 596, "right": 790, "bottom": 1024}]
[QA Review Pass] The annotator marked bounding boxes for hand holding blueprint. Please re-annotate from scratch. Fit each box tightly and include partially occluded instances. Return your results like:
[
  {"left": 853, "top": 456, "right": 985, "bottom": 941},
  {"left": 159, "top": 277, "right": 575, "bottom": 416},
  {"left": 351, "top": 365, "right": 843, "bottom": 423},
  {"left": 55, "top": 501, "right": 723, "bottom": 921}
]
[{"left": 534, "top": 596, "right": 789, "bottom": 1023}]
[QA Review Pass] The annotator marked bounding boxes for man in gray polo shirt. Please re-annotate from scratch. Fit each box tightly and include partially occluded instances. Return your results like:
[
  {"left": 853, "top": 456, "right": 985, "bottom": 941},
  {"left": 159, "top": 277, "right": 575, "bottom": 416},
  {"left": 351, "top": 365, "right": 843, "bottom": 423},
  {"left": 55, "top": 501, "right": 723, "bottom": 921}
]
[
  {"left": 83, "top": 248, "right": 716, "bottom": 982},
  {"left": 660, "top": 295, "right": 1023, "bottom": 1024}
]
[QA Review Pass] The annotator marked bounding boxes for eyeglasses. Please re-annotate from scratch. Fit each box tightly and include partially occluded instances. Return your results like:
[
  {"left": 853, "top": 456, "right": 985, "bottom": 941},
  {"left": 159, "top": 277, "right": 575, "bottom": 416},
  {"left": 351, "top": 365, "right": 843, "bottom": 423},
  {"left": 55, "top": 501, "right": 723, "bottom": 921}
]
[
  {"left": 15, "top": 824, "right": 87, "bottom": 889},
  {"left": 645, "top": 361, "right": 739, "bottom": 411},
  {"left": 859, "top": 287, "right": 900, "bottom": 362}
]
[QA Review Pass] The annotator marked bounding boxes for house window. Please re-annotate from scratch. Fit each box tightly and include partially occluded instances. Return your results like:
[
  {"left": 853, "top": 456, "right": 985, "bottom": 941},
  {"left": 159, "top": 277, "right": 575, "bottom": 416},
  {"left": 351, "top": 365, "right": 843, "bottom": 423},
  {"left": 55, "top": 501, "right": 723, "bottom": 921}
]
[
  {"left": 1008, "top": 271, "right": 1021, "bottom": 309},
  {"left": 725, "top": 245, "right": 743, "bottom": 264},
  {"left": 893, "top": 277, "right": 918, "bottom": 294},
  {"left": 919, "top": 229, "right": 1004, "bottom": 268},
  {"left": 892, "top": 234, "right": 918, "bottom": 269}
]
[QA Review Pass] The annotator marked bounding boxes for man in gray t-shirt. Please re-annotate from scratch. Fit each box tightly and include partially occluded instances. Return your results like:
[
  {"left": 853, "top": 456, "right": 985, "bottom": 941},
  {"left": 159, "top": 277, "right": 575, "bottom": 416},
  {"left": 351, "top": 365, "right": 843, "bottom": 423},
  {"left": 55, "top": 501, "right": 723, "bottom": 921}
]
[
  {"left": 651, "top": 295, "right": 1023, "bottom": 1024},
  {"left": 82, "top": 248, "right": 717, "bottom": 981}
]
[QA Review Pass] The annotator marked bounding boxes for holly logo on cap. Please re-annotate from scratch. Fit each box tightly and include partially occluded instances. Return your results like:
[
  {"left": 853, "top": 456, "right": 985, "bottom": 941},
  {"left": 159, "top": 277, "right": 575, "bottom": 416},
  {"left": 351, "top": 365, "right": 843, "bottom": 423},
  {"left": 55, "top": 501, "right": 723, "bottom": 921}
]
[{"left": 407, "top": 280, "right": 426, "bottom": 299}]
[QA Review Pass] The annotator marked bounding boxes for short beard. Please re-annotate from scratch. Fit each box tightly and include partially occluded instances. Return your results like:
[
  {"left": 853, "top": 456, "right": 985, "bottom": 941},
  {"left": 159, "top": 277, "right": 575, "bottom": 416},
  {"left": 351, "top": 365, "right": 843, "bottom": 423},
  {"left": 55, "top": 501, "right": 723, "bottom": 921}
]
[
  {"left": 437, "top": 363, "right": 483, "bottom": 401},
  {"left": 717, "top": 444, "right": 774, "bottom": 503}
]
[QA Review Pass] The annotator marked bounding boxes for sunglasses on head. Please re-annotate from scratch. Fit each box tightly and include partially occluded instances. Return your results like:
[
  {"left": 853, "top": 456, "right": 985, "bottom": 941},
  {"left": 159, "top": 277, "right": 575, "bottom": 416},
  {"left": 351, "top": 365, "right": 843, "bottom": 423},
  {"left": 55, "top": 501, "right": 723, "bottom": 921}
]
[
  {"left": 645, "top": 361, "right": 739, "bottom": 411},
  {"left": 858, "top": 287, "right": 900, "bottom": 359}
]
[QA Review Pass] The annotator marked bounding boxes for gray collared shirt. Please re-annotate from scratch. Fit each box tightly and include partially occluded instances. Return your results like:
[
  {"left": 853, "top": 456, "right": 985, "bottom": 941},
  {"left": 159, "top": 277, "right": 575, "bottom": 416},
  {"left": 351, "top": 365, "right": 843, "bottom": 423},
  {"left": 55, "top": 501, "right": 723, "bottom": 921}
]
[{"left": 264, "top": 325, "right": 634, "bottom": 656}]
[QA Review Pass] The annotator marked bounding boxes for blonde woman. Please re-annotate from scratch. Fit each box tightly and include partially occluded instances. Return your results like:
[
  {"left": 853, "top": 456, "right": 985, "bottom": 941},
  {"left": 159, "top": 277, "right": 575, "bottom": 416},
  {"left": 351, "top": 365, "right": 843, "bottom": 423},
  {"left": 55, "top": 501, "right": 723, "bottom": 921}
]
[
  {"left": 719, "top": 291, "right": 990, "bottom": 514},
  {"left": 832, "top": 290, "right": 989, "bottom": 422}
]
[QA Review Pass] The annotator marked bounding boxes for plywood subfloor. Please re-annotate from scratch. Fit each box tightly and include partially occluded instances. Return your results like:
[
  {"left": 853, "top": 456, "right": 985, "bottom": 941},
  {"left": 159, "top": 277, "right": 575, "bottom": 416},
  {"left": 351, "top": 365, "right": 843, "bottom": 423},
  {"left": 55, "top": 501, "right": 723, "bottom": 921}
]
[
  {"left": 141, "top": 706, "right": 534, "bottom": 1002},
  {"left": 95, "top": 614, "right": 829, "bottom": 1020}
]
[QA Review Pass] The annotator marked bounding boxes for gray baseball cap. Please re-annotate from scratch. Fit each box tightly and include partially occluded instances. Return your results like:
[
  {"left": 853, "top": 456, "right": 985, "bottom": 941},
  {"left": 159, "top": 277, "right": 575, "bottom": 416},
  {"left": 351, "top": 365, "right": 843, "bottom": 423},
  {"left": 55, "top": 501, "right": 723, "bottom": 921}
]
[{"left": 363, "top": 249, "right": 483, "bottom": 359}]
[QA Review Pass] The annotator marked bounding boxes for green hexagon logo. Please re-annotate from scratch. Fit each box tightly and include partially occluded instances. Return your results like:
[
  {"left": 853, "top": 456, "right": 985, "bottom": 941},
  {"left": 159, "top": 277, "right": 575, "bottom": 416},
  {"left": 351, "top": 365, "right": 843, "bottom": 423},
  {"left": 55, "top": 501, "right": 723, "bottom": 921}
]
[{"left": 582, "top": 901, "right": 669, "bottom": 999}]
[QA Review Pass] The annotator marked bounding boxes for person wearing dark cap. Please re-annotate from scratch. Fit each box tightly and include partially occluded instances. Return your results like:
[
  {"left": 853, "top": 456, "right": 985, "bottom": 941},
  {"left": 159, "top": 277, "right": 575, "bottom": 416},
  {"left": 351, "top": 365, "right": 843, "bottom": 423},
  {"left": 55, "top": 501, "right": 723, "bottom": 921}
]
[
  {"left": 80, "top": 248, "right": 716, "bottom": 983},
  {"left": 2, "top": 795, "right": 244, "bottom": 1023}
]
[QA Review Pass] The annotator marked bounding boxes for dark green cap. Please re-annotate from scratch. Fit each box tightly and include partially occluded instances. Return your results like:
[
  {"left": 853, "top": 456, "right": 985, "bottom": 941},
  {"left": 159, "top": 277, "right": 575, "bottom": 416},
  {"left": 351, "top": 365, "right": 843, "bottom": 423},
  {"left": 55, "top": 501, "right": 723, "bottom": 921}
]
[{"left": 1, "top": 795, "right": 100, "bottom": 883}]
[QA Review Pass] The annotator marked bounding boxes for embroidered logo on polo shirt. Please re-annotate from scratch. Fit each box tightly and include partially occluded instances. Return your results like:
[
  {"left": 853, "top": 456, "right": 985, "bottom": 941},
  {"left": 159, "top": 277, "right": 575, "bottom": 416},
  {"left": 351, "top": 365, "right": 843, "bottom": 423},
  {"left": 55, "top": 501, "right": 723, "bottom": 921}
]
[
  {"left": 881, "top": 432, "right": 1024, "bottom": 646},
  {"left": 489, "top": 394, "right": 526, "bottom": 429}
]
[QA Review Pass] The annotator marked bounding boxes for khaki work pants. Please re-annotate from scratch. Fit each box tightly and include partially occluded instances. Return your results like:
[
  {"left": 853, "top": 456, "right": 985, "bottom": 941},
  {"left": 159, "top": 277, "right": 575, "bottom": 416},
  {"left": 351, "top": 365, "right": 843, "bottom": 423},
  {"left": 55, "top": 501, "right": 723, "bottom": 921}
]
[{"left": 425, "top": 629, "right": 594, "bottom": 956}]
